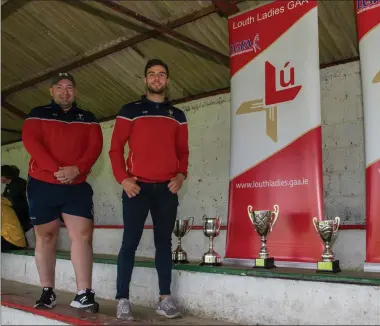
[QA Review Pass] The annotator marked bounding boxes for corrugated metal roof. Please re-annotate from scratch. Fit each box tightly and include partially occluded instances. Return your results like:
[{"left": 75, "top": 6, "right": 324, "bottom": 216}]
[
  {"left": 6, "top": 34, "right": 231, "bottom": 120},
  {"left": 116, "top": 0, "right": 213, "bottom": 22},
  {"left": 1, "top": 0, "right": 151, "bottom": 88},
  {"left": 1, "top": 109, "right": 23, "bottom": 144},
  {"left": 1, "top": 0, "right": 360, "bottom": 144}
]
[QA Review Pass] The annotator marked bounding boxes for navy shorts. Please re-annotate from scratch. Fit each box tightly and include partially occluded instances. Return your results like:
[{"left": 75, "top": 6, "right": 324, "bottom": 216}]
[{"left": 26, "top": 176, "right": 94, "bottom": 226}]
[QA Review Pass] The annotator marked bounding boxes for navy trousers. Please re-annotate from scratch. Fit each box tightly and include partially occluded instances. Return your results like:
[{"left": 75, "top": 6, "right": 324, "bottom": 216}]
[{"left": 116, "top": 181, "right": 178, "bottom": 299}]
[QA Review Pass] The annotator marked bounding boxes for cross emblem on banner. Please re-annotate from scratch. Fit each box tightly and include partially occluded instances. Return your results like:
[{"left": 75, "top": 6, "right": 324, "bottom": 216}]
[
  {"left": 236, "top": 61, "right": 302, "bottom": 143},
  {"left": 373, "top": 71, "right": 380, "bottom": 83}
]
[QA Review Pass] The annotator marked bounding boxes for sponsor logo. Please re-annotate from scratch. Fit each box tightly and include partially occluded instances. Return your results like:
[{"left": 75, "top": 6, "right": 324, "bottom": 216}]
[
  {"left": 357, "top": 0, "right": 380, "bottom": 13},
  {"left": 236, "top": 61, "right": 302, "bottom": 142},
  {"left": 230, "top": 33, "right": 261, "bottom": 57}
]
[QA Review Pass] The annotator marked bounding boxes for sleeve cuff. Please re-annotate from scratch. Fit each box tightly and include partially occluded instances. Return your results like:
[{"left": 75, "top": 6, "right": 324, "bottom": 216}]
[
  {"left": 178, "top": 172, "right": 187, "bottom": 180},
  {"left": 76, "top": 163, "right": 88, "bottom": 175},
  {"left": 117, "top": 172, "right": 130, "bottom": 184}
]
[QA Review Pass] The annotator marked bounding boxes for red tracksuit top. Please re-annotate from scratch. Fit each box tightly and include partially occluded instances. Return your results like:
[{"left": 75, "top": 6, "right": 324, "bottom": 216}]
[
  {"left": 22, "top": 101, "right": 103, "bottom": 185},
  {"left": 109, "top": 95, "right": 189, "bottom": 184}
]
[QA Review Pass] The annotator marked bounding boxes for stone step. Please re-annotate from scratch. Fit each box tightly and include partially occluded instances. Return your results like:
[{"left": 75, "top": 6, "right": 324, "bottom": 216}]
[
  {"left": 1, "top": 279, "right": 237, "bottom": 325},
  {"left": 2, "top": 250, "right": 380, "bottom": 325}
]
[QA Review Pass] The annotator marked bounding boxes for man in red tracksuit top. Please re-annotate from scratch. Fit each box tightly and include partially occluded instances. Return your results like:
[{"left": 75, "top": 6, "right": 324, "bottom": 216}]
[
  {"left": 109, "top": 59, "right": 189, "bottom": 320},
  {"left": 22, "top": 73, "right": 103, "bottom": 313}
]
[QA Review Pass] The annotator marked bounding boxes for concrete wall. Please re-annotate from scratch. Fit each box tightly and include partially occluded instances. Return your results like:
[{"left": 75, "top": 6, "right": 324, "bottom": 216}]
[
  {"left": 320, "top": 62, "right": 365, "bottom": 224},
  {"left": 2, "top": 60, "right": 367, "bottom": 269}
]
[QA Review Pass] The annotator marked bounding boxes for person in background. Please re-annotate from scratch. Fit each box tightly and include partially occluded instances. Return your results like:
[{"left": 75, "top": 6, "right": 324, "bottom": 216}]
[
  {"left": 1, "top": 196, "right": 27, "bottom": 252},
  {"left": 109, "top": 59, "right": 189, "bottom": 320},
  {"left": 1, "top": 165, "right": 32, "bottom": 233},
  {"left": 21, "top": 72, "right": 103, "bottom": 312}
]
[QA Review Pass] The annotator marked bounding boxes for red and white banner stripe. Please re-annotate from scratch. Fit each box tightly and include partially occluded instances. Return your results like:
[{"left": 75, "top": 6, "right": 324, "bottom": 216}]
[
  {"left": 354, "top": 0, "right": 380, "bottom": 267},
  {"left": 225, "top": 0, "right": 324, "bottom": 264}
]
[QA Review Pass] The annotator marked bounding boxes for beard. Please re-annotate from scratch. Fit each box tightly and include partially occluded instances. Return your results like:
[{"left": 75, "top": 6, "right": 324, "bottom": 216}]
[
  {"left": 147, "top": 84, "right": 166, "bottom": 95},
  {"left": 54, "top": 95, "right": 73, "bottom": 105},
  {"left": 53, "top": 97, "right": 74, "bottom": 110},
  {"left": 57, "top": 101, "right": 73, "bottom": 110}
]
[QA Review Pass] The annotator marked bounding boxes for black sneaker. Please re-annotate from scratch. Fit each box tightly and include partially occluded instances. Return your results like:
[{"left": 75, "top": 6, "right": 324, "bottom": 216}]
[
  {"left": 70, "top": 289, "right": 99, "bottom": 313},
  {"left": 34, "top": 287, "right": 56, "bottom": 309}
]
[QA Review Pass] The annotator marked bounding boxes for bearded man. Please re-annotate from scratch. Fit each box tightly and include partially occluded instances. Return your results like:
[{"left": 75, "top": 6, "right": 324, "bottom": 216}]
[
  {"left": 109, "top": 59, "right": 189, "bottom": 320},
  {"left": 22, "top": 72, "right": 103, "bottom": 312}
]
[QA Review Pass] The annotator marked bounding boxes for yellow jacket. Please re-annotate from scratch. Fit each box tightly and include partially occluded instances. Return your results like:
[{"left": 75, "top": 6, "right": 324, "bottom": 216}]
[{"left": 1, "top": 196, "right": 26, "bottom": 248}]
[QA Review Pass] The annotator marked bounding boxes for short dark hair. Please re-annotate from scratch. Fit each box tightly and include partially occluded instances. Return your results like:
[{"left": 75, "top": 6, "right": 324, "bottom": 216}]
[
  {"left": 1, "top": 165, "right": 19, "bottom": 179},
  {"left": 144, "top": 59, "right": 169, "bottom": 77}
]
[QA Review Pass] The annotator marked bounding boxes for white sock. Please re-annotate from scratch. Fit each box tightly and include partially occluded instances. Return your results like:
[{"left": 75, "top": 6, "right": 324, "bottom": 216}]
[{"left": 77, "top": 289, "right": 86, "bottom": 295}]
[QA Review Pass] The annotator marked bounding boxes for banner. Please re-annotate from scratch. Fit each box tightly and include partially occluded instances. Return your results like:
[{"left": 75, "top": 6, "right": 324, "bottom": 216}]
[
  {"left": 354, "top": 0, "right": 380, "bottom": 264},
  {"left": 225, "top": 0, "right": 324, "bottom": 263}
]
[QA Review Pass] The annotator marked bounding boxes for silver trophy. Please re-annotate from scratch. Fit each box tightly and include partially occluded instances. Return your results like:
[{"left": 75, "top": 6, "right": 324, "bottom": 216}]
[
  {"left": 312, "top": 216, "right": 341, "bottom": 273},
  {"left": 172, "top": 217, "right": 194, "bottom": 264},
  {"left": 200, "top": 216, "right": 223, "bottom": 266},
  {"left": 247, "top": 204, "right": 279, "bottom": 269}
]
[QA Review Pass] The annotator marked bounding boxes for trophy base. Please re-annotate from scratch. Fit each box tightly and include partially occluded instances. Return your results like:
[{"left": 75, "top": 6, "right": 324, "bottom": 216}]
[
  {"left": 199, "top": 261, "right": 223, "bottom": 267},
  {"left": 199, "top": 252, "right": 223, "bottom": 267},
  {"left": 316, "top": 260, "right": 341, "bottom": 273},
  {"left": 172, "top": 251, "right": 189, "bottom": 264},
  {"left": 173, "top": 258, "right": 189, "bottom": 264},
  {"left": 254, "top": 257, "right": 276, "bottom": 269}
]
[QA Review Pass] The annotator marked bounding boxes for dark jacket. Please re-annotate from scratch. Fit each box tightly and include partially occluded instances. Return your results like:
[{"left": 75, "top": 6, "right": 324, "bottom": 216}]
[{"left": 3, "top": 176, "right": 31, "bottom": 231}]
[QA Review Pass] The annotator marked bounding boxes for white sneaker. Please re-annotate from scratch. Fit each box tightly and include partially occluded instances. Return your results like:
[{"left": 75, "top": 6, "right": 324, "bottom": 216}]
[
  {"left": 116, "top": 298, "right": 133, "bottom": 320},
  {"left": 156, "top": 296, "right": 182, "bottom": 319}
]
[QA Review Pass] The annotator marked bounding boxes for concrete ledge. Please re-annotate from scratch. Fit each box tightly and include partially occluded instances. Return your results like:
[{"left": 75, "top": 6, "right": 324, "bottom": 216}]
[
  {"left": 2, "top": 251, "right": 380, "bottom": 325},
  {"left": 5, "top": 249, "right": 380, "bottom": 286}
]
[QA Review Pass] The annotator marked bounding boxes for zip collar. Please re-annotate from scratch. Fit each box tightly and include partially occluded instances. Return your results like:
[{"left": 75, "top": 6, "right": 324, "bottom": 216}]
[{"left": 140, "top": 95, "right": 171, "bottom": 108}]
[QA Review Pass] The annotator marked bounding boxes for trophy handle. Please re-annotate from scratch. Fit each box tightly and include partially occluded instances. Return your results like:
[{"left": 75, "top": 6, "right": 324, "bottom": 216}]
[
  {"left": 333, "top": 216, "right": 340, "bottom": 235},
  {"left": 270, "top": 204, "right": 279, "bottom": 232},
  {"left": 312, "top": 217, "right": 319, "bottom": 232},
  {"left": 185, "top": 217, "right": 194, "bottom": 236},
  {"left": 216, "top": 216, "right": 222, "bottom": 233},
  {"left": 247, "top": 205, "right": 254, "bottom": 225}
]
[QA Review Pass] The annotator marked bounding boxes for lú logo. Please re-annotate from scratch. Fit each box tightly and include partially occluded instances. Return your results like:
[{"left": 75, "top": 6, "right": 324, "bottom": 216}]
[{"left": 236, "top": 61, "right": 302, "bottom": 142}]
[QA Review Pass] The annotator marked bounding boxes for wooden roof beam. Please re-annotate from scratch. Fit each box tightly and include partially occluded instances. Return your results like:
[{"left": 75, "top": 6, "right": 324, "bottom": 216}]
[
  {"left": 2, "top": 0, "right": 28, "bottom": 20},
  {"left": 212, "top": 0, "right": 240, "bottom": 17},
  {"left": 1, "top": 4, "right": 219, "bottom": 98},
  {"left": 1, "top": 128, "right": 21, "bottom": 134},
  {"left": 95, "top": 0, "right": 230, "bottom": 66},
  {"left": 1, "top": 101, "right": 27, "bottom": 120}
]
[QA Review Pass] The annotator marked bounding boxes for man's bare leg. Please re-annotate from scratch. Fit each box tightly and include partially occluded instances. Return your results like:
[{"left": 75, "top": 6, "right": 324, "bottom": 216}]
[
  {"left": 34, "top": 219, "right": 60, "bottom": 288},
  {"left": 61, "top": 213, "right": 94, "bottom": 291}
]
